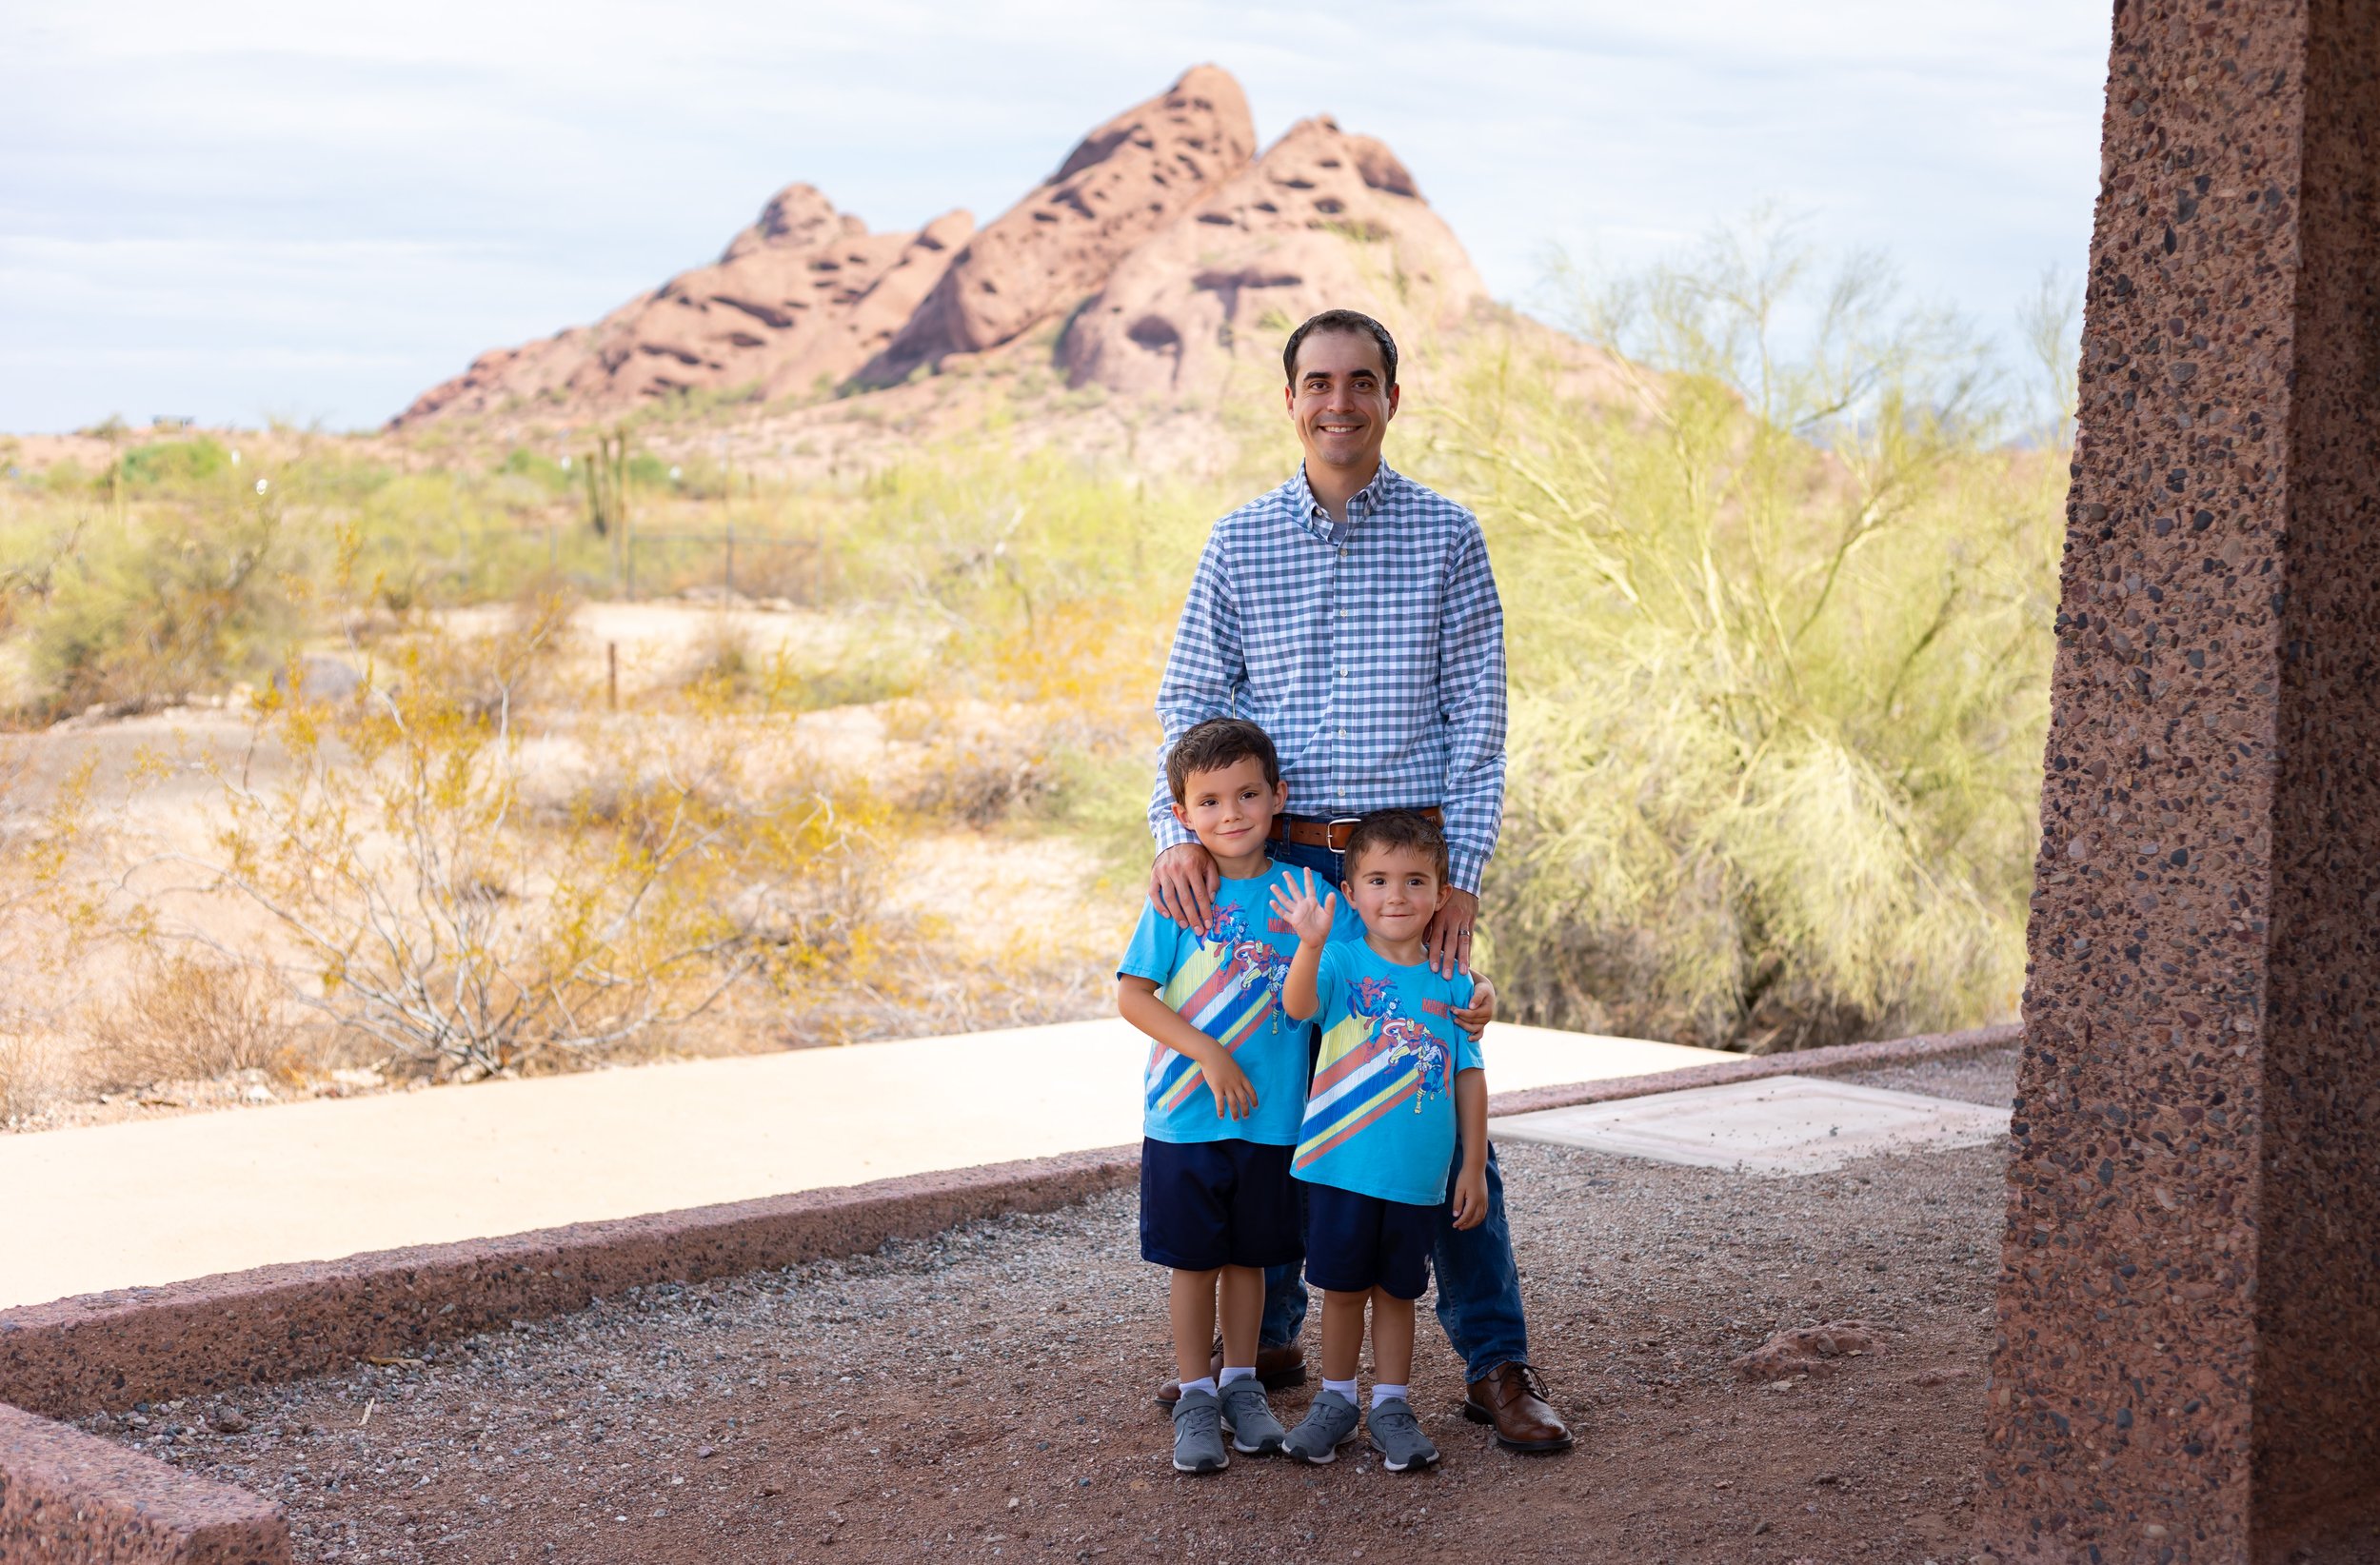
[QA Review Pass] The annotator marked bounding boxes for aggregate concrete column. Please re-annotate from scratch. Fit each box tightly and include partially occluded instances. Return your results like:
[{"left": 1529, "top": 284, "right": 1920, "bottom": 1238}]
[{"left": 1985, "top": 2, "right": 2380, "bottom": 1561}]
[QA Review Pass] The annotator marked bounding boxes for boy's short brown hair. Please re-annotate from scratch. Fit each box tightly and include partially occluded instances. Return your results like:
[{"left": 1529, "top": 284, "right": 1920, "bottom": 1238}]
[
  {"left": 1165, "top": 718, "right": 1280, "bottom": 802},
  {"left": 1341, "top": 808, "right": 1450, "bottom": 882}
]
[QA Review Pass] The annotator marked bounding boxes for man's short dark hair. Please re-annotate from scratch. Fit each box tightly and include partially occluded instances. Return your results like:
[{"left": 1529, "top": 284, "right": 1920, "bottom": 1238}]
[
  {"left": 1166, "top": 717, "right": 1280, "bottom": 802},
  {"left": 1342, "top": 808, "right": 1448, "bottom": 882},
  {"left": 1282, "top": 309, "right": 1398, "bottom": 391}
]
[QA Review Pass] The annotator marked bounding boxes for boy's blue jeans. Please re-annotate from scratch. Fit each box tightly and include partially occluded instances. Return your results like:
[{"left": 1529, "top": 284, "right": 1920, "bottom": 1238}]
[{"left": 1260, "top": 837, "right": 1532, "bottom": 1382}]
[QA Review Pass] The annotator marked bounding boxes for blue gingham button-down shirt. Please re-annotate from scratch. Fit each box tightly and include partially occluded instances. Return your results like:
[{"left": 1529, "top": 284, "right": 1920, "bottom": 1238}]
[{"left": 1148, "top": 460, "right": 1508, "bottom": 893}]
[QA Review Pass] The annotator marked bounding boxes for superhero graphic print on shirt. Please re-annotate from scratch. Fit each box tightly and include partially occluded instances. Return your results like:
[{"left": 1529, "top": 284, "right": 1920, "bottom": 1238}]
[
  {"left": 1292, "top": 943, "right": 1481, "bottom": 1206},
  {"left": 1118, "top": 869, "right": 1327, "bottom": 1147}
]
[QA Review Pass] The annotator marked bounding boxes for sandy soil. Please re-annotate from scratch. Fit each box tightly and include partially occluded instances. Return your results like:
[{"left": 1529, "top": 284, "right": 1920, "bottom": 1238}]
[{"left": 90, "top": 1055, "right": 2036, "bottom": 1564}]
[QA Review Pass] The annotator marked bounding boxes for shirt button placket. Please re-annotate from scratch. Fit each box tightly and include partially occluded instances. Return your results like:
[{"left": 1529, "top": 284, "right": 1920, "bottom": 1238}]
[{"left": 1327, "top": 528, "right": 1338, "bottom": 809}]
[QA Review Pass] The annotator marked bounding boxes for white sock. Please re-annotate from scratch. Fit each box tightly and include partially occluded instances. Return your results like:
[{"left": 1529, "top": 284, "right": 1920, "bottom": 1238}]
[
  {"left": 1218, "top": 1365, "right": 1257, "bottom": 1386},
  {"left": 1179, "top": 1376, "right": 1218, "bottom": 1398},
  {"left": 1371, "top": 1382, "right": 1410, "bottom": 1408},
  {"left": 1323, "top": 1377, "right": 1359, "bottom": 1402}
]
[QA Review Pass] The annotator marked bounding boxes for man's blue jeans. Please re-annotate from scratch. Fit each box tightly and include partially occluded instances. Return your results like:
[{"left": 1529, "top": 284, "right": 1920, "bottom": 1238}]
[{"left": 1259, "top": 837, "right": 1532, "bottom": 1382}]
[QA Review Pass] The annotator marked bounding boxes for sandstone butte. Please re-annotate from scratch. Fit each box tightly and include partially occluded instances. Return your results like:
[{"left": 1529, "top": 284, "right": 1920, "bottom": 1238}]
[{"left": 388, "top": 64, "right": 1521, "bottom": 433}]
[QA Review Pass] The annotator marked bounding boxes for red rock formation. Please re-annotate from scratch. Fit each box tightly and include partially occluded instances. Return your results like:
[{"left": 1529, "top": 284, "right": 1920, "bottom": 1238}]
[
  {"left": 857, "top": 64, "right": 1258, "bottom": 386},
  {"left": 389, "top": 65, "right": 1529, "bottom": 436},
  {"left": 1058, "top": 116, "right": 1491, "bottom": 399},
  {"left": 390, "top": 187, "right": 971, "bottom": 428}
]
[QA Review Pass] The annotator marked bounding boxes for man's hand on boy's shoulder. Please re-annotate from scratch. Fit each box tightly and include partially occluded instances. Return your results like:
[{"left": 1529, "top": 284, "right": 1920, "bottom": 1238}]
[
  {"left": 1424, "top": 888, "right": 1480, "bottom": 977},
  {"left": 1150, "top": 842, "right": 1220, "bottom": 934},
  {"left": 1454, "top": 973, "right": 1496, "bottom": 1039}
]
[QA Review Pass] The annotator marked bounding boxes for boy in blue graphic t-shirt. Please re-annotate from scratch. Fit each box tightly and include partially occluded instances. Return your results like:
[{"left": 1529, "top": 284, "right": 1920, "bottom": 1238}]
[
  {"left": 1270, "top": 809, "right": 1487, "bottom": 1473},
  {"left": 1117, "top": 718, "right": 1357, "bottom": 1476}
]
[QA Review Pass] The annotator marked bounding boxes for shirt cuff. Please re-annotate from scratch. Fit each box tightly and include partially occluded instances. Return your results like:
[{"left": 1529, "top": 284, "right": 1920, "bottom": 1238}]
[
  {"left": 1152, "top": 815, "right": 1196, "bottom": 855},
  {"left": 1448, "top": 844, "right": 1488, "bottom": 897}
]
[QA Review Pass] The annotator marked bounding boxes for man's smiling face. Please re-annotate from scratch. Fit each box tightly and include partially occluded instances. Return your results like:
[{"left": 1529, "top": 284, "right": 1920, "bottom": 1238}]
[{"left": 1285, "top": 327, "right": 1398, "bottom": 476}]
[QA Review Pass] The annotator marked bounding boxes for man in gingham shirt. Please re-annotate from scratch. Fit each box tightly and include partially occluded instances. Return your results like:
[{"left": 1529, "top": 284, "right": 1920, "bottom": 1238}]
[{"left": 1143, "top": 309, "right": 1573, "bottom": 1454}]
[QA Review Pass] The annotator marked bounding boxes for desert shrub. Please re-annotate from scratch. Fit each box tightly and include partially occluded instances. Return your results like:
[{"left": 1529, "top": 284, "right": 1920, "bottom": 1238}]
[
  {"left": 113, "top": 438, "right": 232, "bottom": 491},
  {"left": 1424, "top": 224, "right": 2065, "bottom": 1050},
  {"left": 19, "top": 490, "right": 299, "bottom": 721},
  {"left": 1042, "top": 745, "right": 1165, "bottom": 876},
  {"left": 0, "top": 748, "right": 91, "bottom": 1121},
  {"left": 498, "top": 448, "right": 571, "bottom": 491},
  {"left": 92, "top": 954, "right": 297, "bottom": 1087},
  {"left": 0, "top": 1032, "right": 64, "bottom": 1124},
  {"left": 885, "top": 699, "right": 1062, "bottom": 827},
  {"left": 144, "top": 611, "right": 892, "bottom": 1080},
  {"left": 848, "top": 446, "right": 1212, "bottom": 633},
  {"left": 676, "top": 613, "right": 926, "bottom": 713}
]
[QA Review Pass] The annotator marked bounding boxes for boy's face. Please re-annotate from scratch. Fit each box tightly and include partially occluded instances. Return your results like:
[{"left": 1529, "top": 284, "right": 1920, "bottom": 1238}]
[
  {"left": 1170, "top": 755, "right": 1286, "bottom": 862},
  {"left": 1341, "top": 843, "right": 1448, "bottom": 942}
]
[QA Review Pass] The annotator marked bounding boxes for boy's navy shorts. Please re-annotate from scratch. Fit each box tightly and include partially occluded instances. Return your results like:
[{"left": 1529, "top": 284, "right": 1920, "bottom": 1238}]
[
  {"left": 1140, "top": 1139, "right": 1301, "bottom": 1272},
  {"left": 1300, "top": 1181, "right": 1437, "bottom": 1300}
]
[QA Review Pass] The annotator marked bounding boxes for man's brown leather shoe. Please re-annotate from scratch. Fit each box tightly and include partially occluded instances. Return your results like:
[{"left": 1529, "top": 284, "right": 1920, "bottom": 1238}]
[
  {"left": 1462, "top": 1362, "right": 1574, "bottom": 1453},
  {"left": 1153, "top": 1342, "right": 1306, "bottom": 1408}
]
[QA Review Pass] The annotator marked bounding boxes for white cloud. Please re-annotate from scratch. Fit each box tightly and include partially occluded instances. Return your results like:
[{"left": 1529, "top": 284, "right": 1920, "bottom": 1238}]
[{"left": 0, "top": 0, "right": 2108, "bottom": 430}]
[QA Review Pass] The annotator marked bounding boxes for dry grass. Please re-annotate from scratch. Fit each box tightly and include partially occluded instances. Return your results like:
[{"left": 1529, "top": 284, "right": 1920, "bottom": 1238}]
[
  {"left": 0, "top": 1031, "right": 64, "bottom": 1123},
  {"left": 88, "top": 954, "right": 303, "bottom": 1090},
  {"left": 892, "top": 714, "right": 1061, "bottom": 827}
]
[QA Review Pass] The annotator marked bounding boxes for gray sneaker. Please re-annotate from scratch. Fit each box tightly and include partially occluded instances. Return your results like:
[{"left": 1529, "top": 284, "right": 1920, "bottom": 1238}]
[
  {"left": 1171, "top": 1388, "right": 1229, "bottom": 1475},
  {"left": 1366, "top": 1396, "right": 1439, "bottom": 1472},
  {"left": 1219, "top": 1377, "right": 1286, "bottom": 1455},
  {"left": 1281, "top": 1388, "right": 1361, "bottom": 1465}
]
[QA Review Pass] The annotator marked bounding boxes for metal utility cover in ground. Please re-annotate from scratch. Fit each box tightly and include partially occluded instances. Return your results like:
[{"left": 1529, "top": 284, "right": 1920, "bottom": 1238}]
[{"left": 1488, "top": 1077, "right": 2009, "bottom": 1176}]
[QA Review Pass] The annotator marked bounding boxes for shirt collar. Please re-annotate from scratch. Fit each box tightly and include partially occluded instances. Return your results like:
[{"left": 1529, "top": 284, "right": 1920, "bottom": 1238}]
[{"left": 1291, "top": 459, "right": 1396, "bottom": 545}]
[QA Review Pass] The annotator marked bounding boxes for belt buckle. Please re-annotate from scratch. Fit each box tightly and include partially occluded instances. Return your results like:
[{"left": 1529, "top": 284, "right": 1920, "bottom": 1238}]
[{"left": 1323, "top": 816, "right": 1362, "bottom": 852}]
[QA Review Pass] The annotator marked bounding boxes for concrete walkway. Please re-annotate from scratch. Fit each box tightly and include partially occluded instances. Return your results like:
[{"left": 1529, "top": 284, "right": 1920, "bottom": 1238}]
[{"left": 0, "top": 1019, "right": 1726, "bottom": 1311}]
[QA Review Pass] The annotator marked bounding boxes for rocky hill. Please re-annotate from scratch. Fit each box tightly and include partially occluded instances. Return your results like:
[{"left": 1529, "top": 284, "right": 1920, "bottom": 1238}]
[{"left": 391, "top": 65, "right": 1508, "bottom": 438}]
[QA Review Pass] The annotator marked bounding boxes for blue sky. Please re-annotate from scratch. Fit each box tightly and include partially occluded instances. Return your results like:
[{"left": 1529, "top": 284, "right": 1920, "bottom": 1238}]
[{"left": 1, "top": 1, "right": 2111, "bottom": 433}]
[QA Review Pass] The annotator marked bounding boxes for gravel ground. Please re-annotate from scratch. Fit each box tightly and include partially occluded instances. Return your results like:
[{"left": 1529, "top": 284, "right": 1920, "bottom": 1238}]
[
  {"left": 1835, "top": 1050, "right": 2021, "bottom": 1111},
  {"left": 87, "top": 1051, "right": 2023, "bottom": 1564}
]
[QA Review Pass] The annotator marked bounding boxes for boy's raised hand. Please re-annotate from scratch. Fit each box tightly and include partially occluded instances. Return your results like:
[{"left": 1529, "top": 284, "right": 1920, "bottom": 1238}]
[{"left": 1267, "top": 867, "right": 1338, "bottom": 946}]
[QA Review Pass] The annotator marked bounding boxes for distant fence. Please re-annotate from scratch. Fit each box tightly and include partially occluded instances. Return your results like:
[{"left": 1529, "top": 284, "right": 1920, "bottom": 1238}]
[{"left": 617, "top": 528, "right": 827, "bottom": 603}]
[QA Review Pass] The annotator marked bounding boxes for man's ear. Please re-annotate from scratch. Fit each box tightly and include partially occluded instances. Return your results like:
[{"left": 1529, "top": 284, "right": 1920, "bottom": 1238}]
[
  {"left": 1383, "top": 382, "right": 1400, "bottom": 423},
  {"left": 1282, "top": 382, "right": 1297, "bottom": 422}
]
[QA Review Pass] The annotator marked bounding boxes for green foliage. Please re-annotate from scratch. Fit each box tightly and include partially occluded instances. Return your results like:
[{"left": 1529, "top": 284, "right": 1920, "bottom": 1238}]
[
  {"left": 498, "top": 448, "right": 570, "bottom": 491},
  {"left": 113, "top": 438, "right": 231, "bottom": 490},
  {"left": 847, "top": 445, "right": 1215, "bottom": 645},
  {"left": 19, "top": 494, "right": 300, "bottom": 721},
  {"left": 1419, "top": 218, "right": 2066, "bottom": 1050}
]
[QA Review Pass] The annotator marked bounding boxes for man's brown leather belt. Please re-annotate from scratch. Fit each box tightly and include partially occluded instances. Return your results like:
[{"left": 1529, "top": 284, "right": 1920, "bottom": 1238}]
[{"left": 1267, "top": 808, "right": 1443, "bottom": 852}]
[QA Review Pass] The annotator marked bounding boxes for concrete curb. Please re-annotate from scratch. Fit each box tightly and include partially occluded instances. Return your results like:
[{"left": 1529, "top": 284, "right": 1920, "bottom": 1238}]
[
  {"left": 1484, "top": 1021, "right": 2023, "bottom": 1119},
  {"left": 0, "top": 1145, "right": 1134, "bottom": 1422},
  {"left": 0, "top": 1021, "right": 2021, "bottom": 1561},
  {"left": 0, "top": 1401, "right": 289, "bottom": 1563}
]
